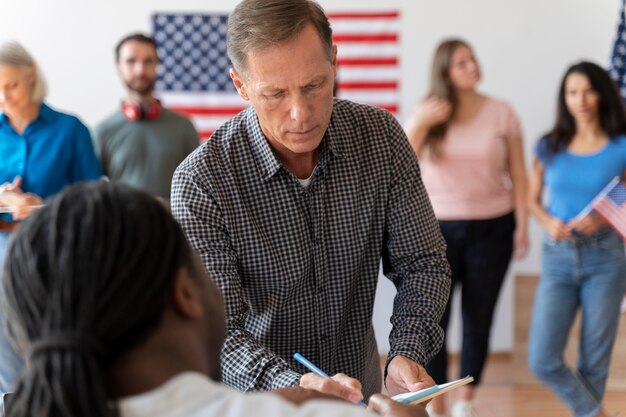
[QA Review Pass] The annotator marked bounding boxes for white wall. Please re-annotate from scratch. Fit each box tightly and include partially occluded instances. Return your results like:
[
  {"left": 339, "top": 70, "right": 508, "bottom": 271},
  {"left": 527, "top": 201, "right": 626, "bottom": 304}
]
[{"left": 2, "top": 0, "right": 620, "bottom": 353}]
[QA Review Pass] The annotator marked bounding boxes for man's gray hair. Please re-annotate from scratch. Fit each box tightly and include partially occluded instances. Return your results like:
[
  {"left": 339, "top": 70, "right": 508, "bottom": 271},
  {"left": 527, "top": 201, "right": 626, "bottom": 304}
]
[
  {"left": 227, "top": 0, "right": 333, "bottom": 75},
  {"left": 0, "top": 41, "right": 47, "bottom": 104}
]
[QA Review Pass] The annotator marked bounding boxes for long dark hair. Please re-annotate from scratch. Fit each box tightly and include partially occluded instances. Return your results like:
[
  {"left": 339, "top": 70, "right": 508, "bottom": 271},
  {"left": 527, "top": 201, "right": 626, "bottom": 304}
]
[
  {"left": 546, "top": 61, "right": 626, "bottom": 155},
  {"left": 2, "top": 182, "right": 192, "bottom": 417},
  {"left": 424, "top": 38, "right": 472, "bottom": 159}
]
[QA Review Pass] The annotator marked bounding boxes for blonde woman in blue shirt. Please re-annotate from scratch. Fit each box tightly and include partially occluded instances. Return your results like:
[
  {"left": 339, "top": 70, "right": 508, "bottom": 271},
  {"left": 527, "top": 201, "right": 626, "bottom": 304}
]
[
  {"left": 0, "top": 40, "right": 101, "bottom": 393},
  {"left": 528, "top": 61, "right": 626, "bottom": 417}
]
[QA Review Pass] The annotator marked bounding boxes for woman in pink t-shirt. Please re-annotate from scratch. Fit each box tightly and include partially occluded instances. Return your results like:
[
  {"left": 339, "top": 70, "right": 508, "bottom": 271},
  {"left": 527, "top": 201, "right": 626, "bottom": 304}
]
[{"left": 405, "top": 39, "right": 527, "bottom": 417}]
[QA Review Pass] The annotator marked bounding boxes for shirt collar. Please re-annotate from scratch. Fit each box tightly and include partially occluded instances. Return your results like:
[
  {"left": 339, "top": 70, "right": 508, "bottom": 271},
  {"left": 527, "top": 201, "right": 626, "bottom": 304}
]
[
  {"left": 0, "top": 102, "right": 52, "bottom": 130},
  {"left": 245, "top": 108, "right": 282, "bottom": 180},
  {"left": 246, "top": 101, "right": 344, "bottom": 181},
  {"left": 0, "top": 112, "right": 9, "bottom": 128},
  {"left": 37, "top": 103, "right": 54, "bottom": 123},
  {"left": 118, "top": 372, "right": 225, "bottom": 417}
]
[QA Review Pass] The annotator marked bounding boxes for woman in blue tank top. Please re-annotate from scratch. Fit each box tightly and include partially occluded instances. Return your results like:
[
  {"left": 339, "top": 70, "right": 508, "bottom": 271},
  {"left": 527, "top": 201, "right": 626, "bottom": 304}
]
[{"left": 527, "top": 61, "right": 626, "bottom": 417}]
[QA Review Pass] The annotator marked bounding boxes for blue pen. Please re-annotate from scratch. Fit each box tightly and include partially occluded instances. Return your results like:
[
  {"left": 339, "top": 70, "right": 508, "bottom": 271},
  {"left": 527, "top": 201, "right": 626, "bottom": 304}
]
[{"left": 293, "top": 352, "right": 368, "bottom": 408}]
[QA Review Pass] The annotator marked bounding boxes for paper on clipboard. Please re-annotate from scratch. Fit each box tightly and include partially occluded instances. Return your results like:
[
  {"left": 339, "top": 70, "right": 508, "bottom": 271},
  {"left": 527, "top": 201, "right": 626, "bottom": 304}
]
[{"left": 392, "top": 375, "right": 474, "bottom": 405}]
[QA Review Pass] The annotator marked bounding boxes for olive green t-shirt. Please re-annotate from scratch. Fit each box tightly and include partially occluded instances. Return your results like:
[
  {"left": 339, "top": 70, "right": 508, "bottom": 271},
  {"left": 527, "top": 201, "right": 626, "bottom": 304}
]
[{"left": 93, "top": 108, "right": 199, "bottom": 199}]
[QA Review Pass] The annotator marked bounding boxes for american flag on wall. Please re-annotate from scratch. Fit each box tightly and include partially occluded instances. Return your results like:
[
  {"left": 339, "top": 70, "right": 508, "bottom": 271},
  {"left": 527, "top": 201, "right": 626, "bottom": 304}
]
[
  {"left": 609, "top": 0, "right": 626, "bottom": 99},
  {"left": 152, "top": 11, "right": 400, "bottom": 141}
]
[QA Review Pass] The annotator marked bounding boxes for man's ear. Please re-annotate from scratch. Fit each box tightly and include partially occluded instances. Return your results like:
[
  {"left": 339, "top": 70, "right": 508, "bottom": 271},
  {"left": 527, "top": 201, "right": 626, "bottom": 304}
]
[
  {"left": 230, "top": 68, "right": 250, "bottom": 101},
  {"left": 170, "top": 268, "right": 203, "bottom": 319},
  {"left": 116, "top": 63, "right": 123, "bottom": 81}
]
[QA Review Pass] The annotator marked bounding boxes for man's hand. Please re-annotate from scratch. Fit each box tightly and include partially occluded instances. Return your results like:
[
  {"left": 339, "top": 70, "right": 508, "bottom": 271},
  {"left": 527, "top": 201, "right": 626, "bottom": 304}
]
[
  {"left": 385, "top": 355, "right": 435, "bottom": 396},
  {"left": 369, "top": 394, "right": 428, "bottom": 417},
  {"left": 299, "top": 372, "right": 364, "bottom": 404}
]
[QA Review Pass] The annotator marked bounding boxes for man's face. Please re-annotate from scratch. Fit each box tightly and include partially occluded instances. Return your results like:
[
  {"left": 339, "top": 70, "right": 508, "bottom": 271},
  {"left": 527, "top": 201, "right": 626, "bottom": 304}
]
[
  {"left": 116, "top": 40, "right": 158, "bottom": 96},
  {"left": 230, "top": 23, "right": 337, "bottom": 162}
]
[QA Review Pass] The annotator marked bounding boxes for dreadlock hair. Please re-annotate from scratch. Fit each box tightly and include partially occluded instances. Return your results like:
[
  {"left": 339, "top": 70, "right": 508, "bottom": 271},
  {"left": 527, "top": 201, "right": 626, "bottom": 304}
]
[{"left": 2, "top": 181, "right": 193, "bottom": 417}]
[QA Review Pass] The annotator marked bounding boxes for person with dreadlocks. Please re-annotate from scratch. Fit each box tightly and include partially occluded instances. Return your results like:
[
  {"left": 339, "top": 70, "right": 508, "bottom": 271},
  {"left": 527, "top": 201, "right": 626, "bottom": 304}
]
[{"left": 1, "top": 181, "right": 426, "bottom": 417}]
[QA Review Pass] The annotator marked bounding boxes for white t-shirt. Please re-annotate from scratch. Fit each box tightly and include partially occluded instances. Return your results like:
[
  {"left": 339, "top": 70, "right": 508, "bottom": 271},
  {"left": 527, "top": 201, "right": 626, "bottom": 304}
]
[{"left": 118, "top": 372, "right": 375, "bottom": 417}]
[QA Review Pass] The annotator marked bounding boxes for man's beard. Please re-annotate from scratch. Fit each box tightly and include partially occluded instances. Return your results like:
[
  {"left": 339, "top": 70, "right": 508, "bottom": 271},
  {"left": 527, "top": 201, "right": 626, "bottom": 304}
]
[{"left": 124, "top": 77, "right": 155, "bottom": 96}]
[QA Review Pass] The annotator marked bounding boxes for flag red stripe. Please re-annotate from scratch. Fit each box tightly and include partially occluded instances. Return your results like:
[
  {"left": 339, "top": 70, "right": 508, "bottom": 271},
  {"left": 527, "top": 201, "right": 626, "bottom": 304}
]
[
  {"left": 595, "top": 198, "right": 626, "bottom": 237},
  {"left": 198, "top": 131, "right": 214, "bottom": 142},
  {"left": 596, "top": 209, "right": 626, "bottom": 240},
  {"left": 327, "top": 12, "right": 399, "bottom": 19},
  {"left": 597, "top": 198, "right": 626, "bottom": 225},
  {"left": 609, "top": 208, "right": 626, "bottom": 231},
  {"left": 377, "top": 104, "right": 397, "bottom": 113},
  {"left": 337, "top": 58, "right": 398, "bottom": 66},
  {"left": 172, "top": 106, "right": 247, "bottom": 116},
  {"left": 333, "top": 34, "right": 398, "bottom": 42},
  {"left": 338, "top": 81, "right": 397, "bottom": 90}
]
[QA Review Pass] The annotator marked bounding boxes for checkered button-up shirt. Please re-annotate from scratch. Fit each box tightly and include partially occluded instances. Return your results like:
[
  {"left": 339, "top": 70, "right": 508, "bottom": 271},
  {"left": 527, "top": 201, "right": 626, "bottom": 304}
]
[{"left": 171, "top": 99, "right": 451, "bottom": 398}]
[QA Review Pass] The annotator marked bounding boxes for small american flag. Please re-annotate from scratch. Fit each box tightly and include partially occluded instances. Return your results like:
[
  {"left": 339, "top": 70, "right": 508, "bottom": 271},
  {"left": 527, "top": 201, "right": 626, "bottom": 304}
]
[
  {"left": 609, "top": 0, "right": 626, "bottom": 100},
  {"left": 152, "top": 11, "right": 400, "bottom": 141},
  {"left": 592, "top": 177, "right": 626, "bottom": 240}
]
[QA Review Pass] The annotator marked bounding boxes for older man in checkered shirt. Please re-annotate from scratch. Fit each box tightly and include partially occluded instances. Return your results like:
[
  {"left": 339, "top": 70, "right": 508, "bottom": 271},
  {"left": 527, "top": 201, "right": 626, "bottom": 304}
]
[{"left": 171, "top": 0, "right": 451, "bottom": 404}]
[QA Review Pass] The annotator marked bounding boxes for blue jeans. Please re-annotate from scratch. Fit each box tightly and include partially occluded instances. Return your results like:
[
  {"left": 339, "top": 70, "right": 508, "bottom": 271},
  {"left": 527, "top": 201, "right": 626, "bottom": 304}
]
[
  {"left": 528, "top": 229, "right": 626, "bottom": 417},
  {"left": 0, "top": 231, "right": 24, "bottom": 393}
]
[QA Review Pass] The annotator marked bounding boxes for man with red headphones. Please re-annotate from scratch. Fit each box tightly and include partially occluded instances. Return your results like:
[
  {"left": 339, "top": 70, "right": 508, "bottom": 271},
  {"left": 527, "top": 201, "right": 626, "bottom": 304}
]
[{"left": 93, "top": 33, "right": 198, "bottom": 200}]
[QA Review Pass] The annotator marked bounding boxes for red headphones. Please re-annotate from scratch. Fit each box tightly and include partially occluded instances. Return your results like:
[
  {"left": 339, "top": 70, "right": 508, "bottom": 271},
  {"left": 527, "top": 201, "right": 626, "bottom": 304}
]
[{"left": 121, "top": 100, "right": 162, "bottom": 121}]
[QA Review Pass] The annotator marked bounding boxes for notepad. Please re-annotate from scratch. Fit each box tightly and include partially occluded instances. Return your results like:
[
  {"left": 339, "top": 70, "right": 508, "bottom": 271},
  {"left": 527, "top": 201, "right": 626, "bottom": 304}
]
[
  {"left": 392, "top": 375, "right": 474, "bottom": 404},
  {"left": 0, "top": 205, "right": 44, "bottom": 214}
]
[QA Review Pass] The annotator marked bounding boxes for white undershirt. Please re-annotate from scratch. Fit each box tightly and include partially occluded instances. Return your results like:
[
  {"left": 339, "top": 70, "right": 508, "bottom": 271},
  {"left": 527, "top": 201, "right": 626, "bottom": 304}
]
[{"left": 297, "top": 166, "right": 317, "bottom": 187}]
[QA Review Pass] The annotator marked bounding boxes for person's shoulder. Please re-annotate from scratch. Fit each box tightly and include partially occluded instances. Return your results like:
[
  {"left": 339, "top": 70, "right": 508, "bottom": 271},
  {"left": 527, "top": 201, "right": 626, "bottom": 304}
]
[
  {"left": 483, "top": 95, "right": 518, "bottom": 117},
  {"left": 41, "top": 103, "right": 92, "bottom": 141},
  {"left": 533, "top": 134, "right": 553, "bottom": 163},
  {"left": 609, "top": 134, "right": 626, "bottom": 153},
  {"left": 161, "top": 107, "right": 194, "bottom": 125},
  {"left": 331, "top": 99, "right": 412, "bottom": 165},
  {"left": 160, "top": 108, "right": 199, "bottom": 140},
  {"left": 611, "top": 133, "right": 626, "bottom": 145},
  {"left": 242, "top": 392, "right": 372, "bottom": 417},
  {"left": 484, "top": 95, "right": 510, "bottom": 108},
  {"left": 41, "top": 103, "right": 87, "bottom": 128},
  {"left": 94, "top": 110, "right": 127, "bottom": 137},
  {"left": 332, "top": 99, "right": 400, "bottom": 141},
  {"left": 118, "top": 372, "right": 238, "bottom": 417},
  {"left": 333, "top": 98, "right": 392, "bottom": 123},
  {"left": 175, "top": 108, "right": 250, "bottom": 178}
]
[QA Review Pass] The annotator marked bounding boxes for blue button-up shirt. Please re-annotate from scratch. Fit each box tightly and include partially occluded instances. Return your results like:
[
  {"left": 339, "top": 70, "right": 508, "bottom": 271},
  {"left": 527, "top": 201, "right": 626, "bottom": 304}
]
[{"left": 0, "top": 103, "right": 102, "bottom": 199}]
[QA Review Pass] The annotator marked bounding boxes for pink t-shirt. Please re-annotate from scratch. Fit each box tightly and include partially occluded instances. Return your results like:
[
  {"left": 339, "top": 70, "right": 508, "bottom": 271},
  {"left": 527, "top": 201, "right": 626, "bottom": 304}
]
[{"left": 419, "top": 97, "right": 522, "bottom": 220}]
